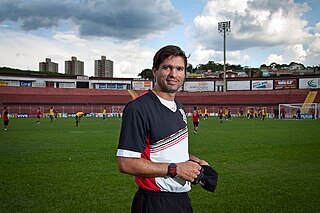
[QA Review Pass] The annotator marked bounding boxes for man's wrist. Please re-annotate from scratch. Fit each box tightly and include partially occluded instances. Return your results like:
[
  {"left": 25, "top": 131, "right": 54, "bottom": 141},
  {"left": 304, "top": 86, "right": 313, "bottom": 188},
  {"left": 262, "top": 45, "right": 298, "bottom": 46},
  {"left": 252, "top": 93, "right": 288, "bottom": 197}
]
[{"left": 167, "top": 163, "right": 177, "bottom": 178}]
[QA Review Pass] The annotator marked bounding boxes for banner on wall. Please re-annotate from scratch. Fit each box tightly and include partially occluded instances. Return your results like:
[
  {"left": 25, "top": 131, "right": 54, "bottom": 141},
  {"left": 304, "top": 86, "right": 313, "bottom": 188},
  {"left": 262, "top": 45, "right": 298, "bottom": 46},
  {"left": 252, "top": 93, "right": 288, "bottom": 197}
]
[
  {"left": 132, "top": 81, "right": 153, "bottom": 90},
  {"left": 46, "top": 81, "right": 54, "bottom": 87},
  {"left": 252, "top": 80, "right": 273, "bottom": 90},
  {"left": 299, "top": 78, "right": 320, "bottom": 89},
  {"left": 20, "top": 81, "right": 32, "bottom": 87},
  {"left": 99, "top": 84, "right": 107, "bottom": 89},
  {"left": 227, "top": 81, "right": 250, "bottom": 91},
  {"left": 184, "top": 81, "right": 215, "bottom": 92},
  {"left": 274, "top": 79, "right": 297, "bottom": 89}
]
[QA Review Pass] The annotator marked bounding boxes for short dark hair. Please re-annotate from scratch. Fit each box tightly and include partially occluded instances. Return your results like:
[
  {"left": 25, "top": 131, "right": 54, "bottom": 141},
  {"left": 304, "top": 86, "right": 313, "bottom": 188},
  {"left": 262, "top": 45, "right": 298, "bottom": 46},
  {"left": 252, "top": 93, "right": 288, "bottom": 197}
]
[{"left": 153, "top": 45, "right": 187, "bottom": 70}]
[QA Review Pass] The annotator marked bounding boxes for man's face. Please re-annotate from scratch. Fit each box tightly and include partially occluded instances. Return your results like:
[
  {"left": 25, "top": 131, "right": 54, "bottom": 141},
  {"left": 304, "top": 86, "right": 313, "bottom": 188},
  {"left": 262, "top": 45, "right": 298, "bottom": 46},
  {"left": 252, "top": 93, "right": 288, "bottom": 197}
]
[{"left": 153, "top": 56, "right": 185, "bottom": 93}]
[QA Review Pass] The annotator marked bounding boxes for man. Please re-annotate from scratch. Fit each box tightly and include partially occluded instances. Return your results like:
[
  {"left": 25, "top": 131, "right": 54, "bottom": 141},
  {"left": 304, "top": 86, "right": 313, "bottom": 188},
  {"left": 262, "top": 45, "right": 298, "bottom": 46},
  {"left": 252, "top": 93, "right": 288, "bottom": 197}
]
[
  {"left": 117, "top": 109, "right": 121, "bottom": 119},
  {"left": 102, "top": 107, "right": 107, "bottom": 120},
  {"left": 36, "top": 107, "right": 41, "bottom": 124},
  {"left": 224, "top": 107, "right": 228, "bottom": 120},
  {"left": 49, "top": 107, "right": 54, "bottom": 122},
  {"left": 218, "top": 107, "right": 224, "bottom": 124},
  {"left": 192, "top": 106, "right": 200, "bottom": 134},
  {"left": 204, "top": 107, "right": 209, "bottom": 120},
  {"left": 297, "top": 109, "right": 301, "bottom": 119},
  {"left": 261, "top": 108, "right": 266, "bottom": 121},
  {"left": 2, "top": 106, "right": 9, "bottom": 131},
  {"left": 75, "top": 111, "right": 86, "bottom": 127},
  {"left": 198, "top": 108, "right": 202, "bottom": 121},
  {"left": 54, "top": 109, "right": 58, "bottom": 120},
  {"left": 117, "top": 45, "right": 208, "bottom": 213},
  {"left": 280, "top": 108, "right": 286, "bottom": 119}
]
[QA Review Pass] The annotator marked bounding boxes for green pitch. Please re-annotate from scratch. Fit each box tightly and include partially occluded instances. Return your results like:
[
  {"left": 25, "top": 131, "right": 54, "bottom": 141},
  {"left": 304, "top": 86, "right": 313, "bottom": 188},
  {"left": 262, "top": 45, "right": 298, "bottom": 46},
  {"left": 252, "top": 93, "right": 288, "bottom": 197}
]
[{"left": 0, "top": 117, "right": 319, "bottom": 212}]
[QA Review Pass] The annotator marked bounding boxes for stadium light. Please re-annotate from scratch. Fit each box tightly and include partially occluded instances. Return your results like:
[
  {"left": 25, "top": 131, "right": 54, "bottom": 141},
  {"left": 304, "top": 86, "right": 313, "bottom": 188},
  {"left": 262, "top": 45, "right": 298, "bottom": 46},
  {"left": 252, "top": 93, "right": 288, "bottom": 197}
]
[{"left": 218, "top": 21, "right": 231, "bottom": 92}]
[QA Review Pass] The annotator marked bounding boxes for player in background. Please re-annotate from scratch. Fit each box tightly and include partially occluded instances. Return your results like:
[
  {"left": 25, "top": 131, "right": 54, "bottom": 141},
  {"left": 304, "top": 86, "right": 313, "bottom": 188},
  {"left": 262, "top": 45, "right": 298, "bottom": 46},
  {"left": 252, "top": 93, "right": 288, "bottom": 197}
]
[
  {"left": 75, "top": 112, "right": 86, "bottom": 127},
  {"left": 2, "top": 106, "right": 9, "bottom": 131},
  {"left": 224, "top": 107, "right": 228, "bottom": 120},
  {"left": 218, "top": 107, "right": 224, "bottom": 124},
  {"left": 198, "top": 108, "right": 202, "bottom": 121},
  {"left": 36, "top": 107, "right": 41, "bottom": 124},
  {"left": 54, "top": 109, "right": 58, "bottom": 120},
  {"left": 204, "top": 107, "right": 209, "bottom": 120},
  {"left": 254, "top": 108, "right": 258, "bottom": 119},
  {"left": 311, "top": 109, "right": 315, "bottom": 120},
  {"left": 261, "top": 108, "right": 266, "bottom": 121},
  {"left": 292, "top": 110, "right": 297, "bottom": 120},
  {"left": 297, "top": 109, "right": 301, "bottom": 119},
  {"left": 239, "top": 108, "right": 244, "bottom": 118},
  {"left": 117, "top": 109, "right": 122, "bottom": 119},
  {"left": 192, "top": 106, "right": 199, "bottom": 134},
  {"left": 228, "top": 108, "right": 231, "bottom": 120},
  {"left": 102, "top": 107, "right": 107, "bottom": 120},
  {"left": 280, "top": 108, "right": 286, "bottom": 119},
  {"left": 49, "top": 106, "right": 54, "bottom": 122},
  {"left": 247, "top": 108, "right": 251, "bottom": 119}
]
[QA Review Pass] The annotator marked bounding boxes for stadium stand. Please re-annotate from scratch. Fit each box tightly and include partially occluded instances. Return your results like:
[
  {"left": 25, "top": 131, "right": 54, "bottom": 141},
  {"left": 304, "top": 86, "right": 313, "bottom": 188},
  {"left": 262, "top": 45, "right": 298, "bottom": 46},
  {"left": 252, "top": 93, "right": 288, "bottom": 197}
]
[{"left": 0, "top": 86, "right": 314, "bottom": 113}]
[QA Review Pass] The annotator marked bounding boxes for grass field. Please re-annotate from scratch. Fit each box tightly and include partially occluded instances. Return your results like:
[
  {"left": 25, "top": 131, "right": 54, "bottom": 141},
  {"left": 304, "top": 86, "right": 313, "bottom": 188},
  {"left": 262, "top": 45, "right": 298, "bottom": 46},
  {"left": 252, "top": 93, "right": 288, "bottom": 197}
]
[{"left": 1, "top": 116, "right": 319, "bottom": 212}]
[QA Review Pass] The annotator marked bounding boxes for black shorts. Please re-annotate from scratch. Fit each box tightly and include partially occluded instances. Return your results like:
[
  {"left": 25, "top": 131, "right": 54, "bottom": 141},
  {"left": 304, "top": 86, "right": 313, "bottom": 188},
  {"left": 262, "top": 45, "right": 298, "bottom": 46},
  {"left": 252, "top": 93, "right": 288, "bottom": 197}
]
[
  {"left": 37, "top": 116, "right": 40, "bottom": 119},
  {"left": 4, "top": 120, "right": 9, "bottom": 126},
  {"left": 193, "top": 122, "right": 199, "bottom": 127},
  {"left": 131, "top": 189, "right": 193, "bottom": 213}
]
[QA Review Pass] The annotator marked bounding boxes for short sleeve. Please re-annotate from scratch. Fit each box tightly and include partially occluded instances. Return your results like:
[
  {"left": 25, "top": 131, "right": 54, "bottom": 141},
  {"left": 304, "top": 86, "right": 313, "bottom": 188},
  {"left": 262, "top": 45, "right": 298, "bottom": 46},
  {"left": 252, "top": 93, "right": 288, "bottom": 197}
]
[{"left": 117, "top": 101, "right": 148, "bottom": 157}]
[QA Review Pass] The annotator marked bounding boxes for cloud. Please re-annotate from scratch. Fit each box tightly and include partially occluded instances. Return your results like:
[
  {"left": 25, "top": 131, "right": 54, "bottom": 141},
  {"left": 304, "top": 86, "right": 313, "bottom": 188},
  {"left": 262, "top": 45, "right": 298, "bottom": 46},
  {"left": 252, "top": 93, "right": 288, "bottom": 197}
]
[
  {"left": 266, "top": 54, "right": 283, "bottom": 65},
  {"left": 266, "top": 44, "right": 307, "bottom": 65},
  {"left": 192, "top": 0, "right": 312, "bottom": 51},
  {"left": 0, "top": 0, "right": 182, "bottom": 40}
]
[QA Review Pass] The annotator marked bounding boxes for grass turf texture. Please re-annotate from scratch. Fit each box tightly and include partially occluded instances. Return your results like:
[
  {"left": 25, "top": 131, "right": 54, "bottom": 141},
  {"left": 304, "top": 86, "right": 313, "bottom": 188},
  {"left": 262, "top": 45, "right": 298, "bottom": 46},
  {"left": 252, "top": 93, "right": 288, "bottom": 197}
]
[{"left": 0, "top": 117, "right": 319, "bottom": 212}]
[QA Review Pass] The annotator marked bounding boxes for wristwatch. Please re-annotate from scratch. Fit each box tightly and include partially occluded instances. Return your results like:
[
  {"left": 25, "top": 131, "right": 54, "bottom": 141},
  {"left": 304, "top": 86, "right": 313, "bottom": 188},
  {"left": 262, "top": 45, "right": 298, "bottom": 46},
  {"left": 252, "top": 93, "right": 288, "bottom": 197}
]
[{"left": 167, "top": 163, "right": 177, "bottom": 178}]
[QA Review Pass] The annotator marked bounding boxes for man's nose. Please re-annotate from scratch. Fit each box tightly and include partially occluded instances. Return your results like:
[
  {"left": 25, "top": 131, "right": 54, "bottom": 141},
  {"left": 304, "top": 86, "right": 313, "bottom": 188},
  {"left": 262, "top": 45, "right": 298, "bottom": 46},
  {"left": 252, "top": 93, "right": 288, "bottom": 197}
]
[{"left": 168, "top": 68, "right": 178, "bottom": 77}]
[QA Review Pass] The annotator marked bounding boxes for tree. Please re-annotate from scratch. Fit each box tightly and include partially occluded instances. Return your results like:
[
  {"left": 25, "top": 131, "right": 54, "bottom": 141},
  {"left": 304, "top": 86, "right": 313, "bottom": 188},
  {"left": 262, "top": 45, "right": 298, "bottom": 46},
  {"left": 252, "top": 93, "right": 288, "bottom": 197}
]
[{"left": 138, "top": 69, "right": 153, "bottom": 80}]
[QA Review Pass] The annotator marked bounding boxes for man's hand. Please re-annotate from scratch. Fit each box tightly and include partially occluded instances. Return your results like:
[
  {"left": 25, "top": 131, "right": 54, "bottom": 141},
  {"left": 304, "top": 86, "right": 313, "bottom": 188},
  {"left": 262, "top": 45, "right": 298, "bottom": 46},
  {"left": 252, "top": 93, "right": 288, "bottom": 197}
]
[{"left": 176, "top": 161, "right": 202, "bottom": 182}]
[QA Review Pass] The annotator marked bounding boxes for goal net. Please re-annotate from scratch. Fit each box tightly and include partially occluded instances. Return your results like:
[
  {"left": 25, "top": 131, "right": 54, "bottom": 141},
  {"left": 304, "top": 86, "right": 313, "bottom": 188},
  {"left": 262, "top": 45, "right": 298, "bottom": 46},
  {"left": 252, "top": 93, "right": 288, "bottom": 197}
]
[{"left": 278, "top": 103, "right": 319, "bottom": 119}]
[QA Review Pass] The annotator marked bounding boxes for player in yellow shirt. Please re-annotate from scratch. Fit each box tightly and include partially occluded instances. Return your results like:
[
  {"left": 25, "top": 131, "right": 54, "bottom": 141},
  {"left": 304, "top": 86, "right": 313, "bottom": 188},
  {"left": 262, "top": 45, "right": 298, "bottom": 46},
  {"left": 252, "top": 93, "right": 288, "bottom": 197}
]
[
  {"left": 49, "top": 107, "right": 54, "bottom": 123},
  {"left": 247, "top": 108, "right": 252, "bottom": 119},
  {"left": 261, "top": 108, "right": 266, "bottom": 121},
  {"left": 204, "top": 107, "right": 209, "bottom": 120},
  {"left": 76, "top": 112, "right": 86, "bottom": 127},
  {"left": 102, "top": 107, "right": 107, "bottom": 120},
  {"left": 198, "top": 108, "right": 202, "bottom": 121},
  {"left": 292, "top": 110, "right": 297, "bottom": 120}
]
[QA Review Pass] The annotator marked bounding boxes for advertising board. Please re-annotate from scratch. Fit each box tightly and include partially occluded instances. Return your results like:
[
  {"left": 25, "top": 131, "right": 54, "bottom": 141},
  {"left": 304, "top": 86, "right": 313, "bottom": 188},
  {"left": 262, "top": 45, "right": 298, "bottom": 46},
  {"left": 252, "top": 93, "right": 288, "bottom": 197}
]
[
  {"left": 132, "top": 81, "right": 153, "bottom": 90},
  {"left": 274, "top": 79, "right": 297, "bottom": 89},
  {"left": 299, "top": 78, "right": 320, "bottom": 89},
  {"left": 184, "top": 81, "right": 215, "bottom": 92},
  {"left": 252, "top": 80, "right": 273, "bottom": 90},
  {"left": 227, "top": 81, "right": 250, "bottom": 91}
]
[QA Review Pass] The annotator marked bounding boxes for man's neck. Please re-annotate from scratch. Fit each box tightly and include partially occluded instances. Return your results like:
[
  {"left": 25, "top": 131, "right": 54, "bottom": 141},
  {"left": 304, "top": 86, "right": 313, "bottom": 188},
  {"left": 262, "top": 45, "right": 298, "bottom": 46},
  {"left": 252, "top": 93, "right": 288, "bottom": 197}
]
[{"left": 152, "top": 89, "right": 176, "bottom": 101}]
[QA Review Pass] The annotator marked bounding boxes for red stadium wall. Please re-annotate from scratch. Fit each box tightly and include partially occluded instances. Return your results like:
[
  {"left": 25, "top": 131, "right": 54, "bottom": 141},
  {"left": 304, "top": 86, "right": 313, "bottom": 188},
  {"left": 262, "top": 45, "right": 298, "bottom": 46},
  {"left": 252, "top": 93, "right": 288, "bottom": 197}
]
[{"left": 0, "top": 86, "right": 317, "bottom": 114}]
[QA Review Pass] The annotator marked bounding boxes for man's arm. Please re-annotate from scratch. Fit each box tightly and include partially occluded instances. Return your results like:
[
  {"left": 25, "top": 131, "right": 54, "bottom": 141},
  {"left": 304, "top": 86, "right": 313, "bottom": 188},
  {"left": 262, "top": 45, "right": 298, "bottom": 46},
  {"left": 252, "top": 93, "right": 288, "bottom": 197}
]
[{"left": 118, "top": 157, "right": 202, "bottom": 182}]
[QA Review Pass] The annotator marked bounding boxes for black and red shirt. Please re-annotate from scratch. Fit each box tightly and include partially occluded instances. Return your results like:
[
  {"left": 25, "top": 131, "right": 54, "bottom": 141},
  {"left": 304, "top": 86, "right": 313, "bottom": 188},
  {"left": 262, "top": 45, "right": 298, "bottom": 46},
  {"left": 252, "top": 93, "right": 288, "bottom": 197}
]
[{"left": 117, "top": 90, "right": 190, "bottom": 192}]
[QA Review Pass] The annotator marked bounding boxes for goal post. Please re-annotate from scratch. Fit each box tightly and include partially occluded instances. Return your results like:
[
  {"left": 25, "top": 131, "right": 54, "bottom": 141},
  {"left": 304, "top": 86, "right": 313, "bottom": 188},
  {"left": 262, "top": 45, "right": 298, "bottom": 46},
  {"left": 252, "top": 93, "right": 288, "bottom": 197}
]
[{"left": 278, "top": 103, "right": 319, "bottom": 119}]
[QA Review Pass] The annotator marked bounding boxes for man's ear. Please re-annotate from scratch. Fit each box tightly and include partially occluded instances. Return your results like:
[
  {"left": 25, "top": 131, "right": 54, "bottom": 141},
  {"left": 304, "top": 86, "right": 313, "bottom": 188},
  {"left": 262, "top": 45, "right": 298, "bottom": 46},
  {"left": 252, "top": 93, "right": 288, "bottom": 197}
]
[{"left": 152, "top": 67, "right": 157, "bottom": 78}]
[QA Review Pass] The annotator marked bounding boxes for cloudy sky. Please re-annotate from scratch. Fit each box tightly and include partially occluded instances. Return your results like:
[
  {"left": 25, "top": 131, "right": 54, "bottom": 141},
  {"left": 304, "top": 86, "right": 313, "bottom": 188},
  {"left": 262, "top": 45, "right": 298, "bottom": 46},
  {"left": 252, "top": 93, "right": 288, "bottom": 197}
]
[{"left": 0, "top": 0, "right": 319, "bottom": 77}]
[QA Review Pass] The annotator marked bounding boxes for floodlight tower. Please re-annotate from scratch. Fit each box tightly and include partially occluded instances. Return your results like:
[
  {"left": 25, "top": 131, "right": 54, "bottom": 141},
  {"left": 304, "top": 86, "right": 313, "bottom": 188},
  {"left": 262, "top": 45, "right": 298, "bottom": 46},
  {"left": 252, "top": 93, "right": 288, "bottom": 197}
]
[{"left": 218, "top": 21, "right": 231, "bottom": 92}]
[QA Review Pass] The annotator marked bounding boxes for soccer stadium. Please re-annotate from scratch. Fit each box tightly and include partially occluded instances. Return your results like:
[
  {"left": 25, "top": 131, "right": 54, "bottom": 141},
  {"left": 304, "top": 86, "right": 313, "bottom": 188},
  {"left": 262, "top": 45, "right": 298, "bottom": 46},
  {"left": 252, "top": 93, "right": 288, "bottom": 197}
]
[
  {"left": 1, "top": 0, "right": 320, "bottom": 211},
  {"left": 1, "top": 72, "right": 319, "bottom": 212}
]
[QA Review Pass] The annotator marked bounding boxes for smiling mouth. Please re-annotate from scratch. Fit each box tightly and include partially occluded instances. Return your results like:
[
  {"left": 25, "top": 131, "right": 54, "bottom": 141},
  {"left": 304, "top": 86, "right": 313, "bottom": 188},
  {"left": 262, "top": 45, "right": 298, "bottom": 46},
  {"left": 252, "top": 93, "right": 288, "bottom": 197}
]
[{"left": 167, "top": 79, "right": 178, "bottom": 85}]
